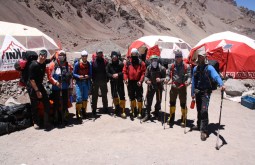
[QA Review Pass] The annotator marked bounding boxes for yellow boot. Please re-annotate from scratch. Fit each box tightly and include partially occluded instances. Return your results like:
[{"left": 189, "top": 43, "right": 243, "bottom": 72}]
[
  {"left": 137, "top": 102, "right": 143, "bottom": 119},
  {"left": 120, "top": 100, "right": 126, "bottom": 119},
  {"left": 167, "top": 106, "right": 176, "bottom": 126},
  {"left": 130, "top": 100, "right": 136, "bottom": 120},
  {"left": 82, "top": 100, "right": 88, "bottom": 118},
  {"left": 181, "top": 107, "right": 188, "bottom": 127},
  {"left": 76, "top": 103, "right": 82, "bottom": 119},
  {"left": 113, "top": 98, "right": 120, "bottom": 116}
]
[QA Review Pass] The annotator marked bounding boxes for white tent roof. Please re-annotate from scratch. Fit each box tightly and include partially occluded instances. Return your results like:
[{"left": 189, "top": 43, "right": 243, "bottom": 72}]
[
  {"left": 138, "top": 35, "right": 190, "bottom": 47},
  {"left": 0, "top": 21, "right": 59, "bottom": 50},
  {"left": 195, "top": 31, "right": 255, "bottom": 49}
]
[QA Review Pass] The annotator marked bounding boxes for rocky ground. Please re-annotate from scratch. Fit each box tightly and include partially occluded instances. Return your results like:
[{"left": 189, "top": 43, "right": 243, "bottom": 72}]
[{"left": 0, "top": 84, "right": 255, "bottom": 164}]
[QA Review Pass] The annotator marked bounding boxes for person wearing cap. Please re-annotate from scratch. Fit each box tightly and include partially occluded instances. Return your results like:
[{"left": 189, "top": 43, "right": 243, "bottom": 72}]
[
  {"left": 47, "top": 50, "right": 73, "bottom": 126},
  {"left": 142, "top": 55, "right": 166, "bottom": 122},
  {"left": 191, "top": 50, "right": 225, "bottom": 141},
  {"left": 91, "top": 49, "right": 109, "bottom": 118},
  {"left": 165, "top": 49, "right": 191, "bottom": 128},
  {"left": 73, "top": 50, "right": 92, "bottom": 120},
  {"left": 27, "top": 49, "right": 56, "bottom": 130},
  {"left": 123, "top": 48, "right": 146, "bottom": 120},
  {"left": 106, "top": 51, "right": 126, "bottom": 118}
]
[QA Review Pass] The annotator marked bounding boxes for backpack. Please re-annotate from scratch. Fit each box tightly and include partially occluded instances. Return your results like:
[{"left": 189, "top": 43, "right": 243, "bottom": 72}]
[
  {"left": 195, "top": 61, "right": 220, "bottom": 91},
  {"left": 14, "top": 51, "right": 38, "bottom": 87}
]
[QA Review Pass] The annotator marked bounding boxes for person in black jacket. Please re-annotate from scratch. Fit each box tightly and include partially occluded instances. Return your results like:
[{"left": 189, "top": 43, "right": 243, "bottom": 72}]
[
  {"left": 27, "top": 49, "right": 55, "bottom": 130},
  {"left": 91, "top": 49, "right": 109, "bottom": 118},
  {"left": 106, "top": 51, "right": 126, "bottom": 118}
]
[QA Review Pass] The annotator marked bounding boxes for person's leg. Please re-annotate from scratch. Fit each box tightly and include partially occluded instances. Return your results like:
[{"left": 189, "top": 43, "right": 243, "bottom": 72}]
[
  {"left": 61, "top": 89, "right": 68, "bottom": 123},
  {"left": 75, "top": 81, "right": 83, "bottom": 119},
  {"left": 179, "top": 86, "right": 187, "bottom": 126},
  {"left": 194, "top": 92, "right": 202, "bottom": 131},
  {"left": 118, "top": 82, "right": 126, "bottom": 118},
  {"left": 142, "top": 87, "right": 155, "bottom": 122},
  {"left": 128, "top": 81, "right": 136, "bottom": 120},
  {"left": 154, "top": 88, "right": 163, "bottom": 118},
  {"left": 82, "top": 81, "right": 89, "bottom": 118},
  {"left": 41, "top": 87, "right": 52, "bottom": 129},
  {"left": 168, "top": 87, "right": 178, "bottom": 125},
  {"left": 200, "top": 92, "right": 211, "bottom": 141},
  {"left": 136, "top": 83, "right": 143, "bottom": 118},
  {"left": 27, "top": 87, "right": 41, "bottom": 128},
  {"left": 92, "top": 83, "right": 99, "bottom": 116},
  {"left": 100, "top": 82, "right": 108, "bottom": 112}
]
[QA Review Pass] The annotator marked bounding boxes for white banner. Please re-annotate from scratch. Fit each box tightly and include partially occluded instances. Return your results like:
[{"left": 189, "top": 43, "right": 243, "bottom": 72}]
[{"left": 0, "top": 35, "right": 26, "bottom": 71}]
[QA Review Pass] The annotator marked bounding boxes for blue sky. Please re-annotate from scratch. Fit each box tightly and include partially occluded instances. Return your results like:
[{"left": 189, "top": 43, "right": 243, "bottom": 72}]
[{"left": 235, "top": 0, "right": 255, "bottom": 11}]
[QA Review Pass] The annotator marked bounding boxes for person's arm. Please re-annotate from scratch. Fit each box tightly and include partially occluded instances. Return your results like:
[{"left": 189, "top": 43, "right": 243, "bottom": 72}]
[
  {"left": 191, "top": 67, "right": 196, "bottom": 97},
  {"left": 185, "top": 64, "right": 192, "bottom": 85},
  {"left": 208, "top": 65, "right": 225, "bottom": 91},
  {"left": 106, "top": 63, "right": 113, "bottom": 78},
  {"left": 165, "top": 64, "right": 172, "bottom": 83},
  {"left": 139, "top": 62, "right": 146, "bottom": 83},
  {"left": 160, "top": 66, "right": 166, "bottom": 82},
  {"left": 144, "top": 66, "right": 150, "bottom": 83},
  {"left": 208, "top": 65, "right": 223, "bottom": 87},
  {"left": 122, "top": 63, "right": 128, "bottom": 81},
  {"left": 46, "top": 62, "right": 58, "bottom": 86},
  {"left": 72, "top": 62, "right": 80, "bottom": 79},
  {"left": 118, "top": 62, "right": 124, "bottom": 77},
  {"left": 89, "top": 62, "right": 92, "bottom": 79}
]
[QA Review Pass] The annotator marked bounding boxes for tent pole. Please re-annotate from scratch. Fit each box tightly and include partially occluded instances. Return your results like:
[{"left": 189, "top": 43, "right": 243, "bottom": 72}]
[{"left": 223, "top": 49, "right": 230, "bottom": 79}]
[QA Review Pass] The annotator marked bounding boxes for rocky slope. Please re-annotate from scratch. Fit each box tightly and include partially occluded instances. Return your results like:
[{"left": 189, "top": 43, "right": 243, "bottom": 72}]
[{"left": 0, "top": 0, "right": 254, "bottom": 53}]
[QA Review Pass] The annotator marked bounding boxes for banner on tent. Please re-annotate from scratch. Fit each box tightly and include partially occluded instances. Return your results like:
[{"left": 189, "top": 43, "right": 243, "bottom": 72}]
[
  {"left": 0, "top": 41, "right": 26, "bottom": 71},
  {"left": 226, "top": 72, "right": 255, "bottom": 79}
]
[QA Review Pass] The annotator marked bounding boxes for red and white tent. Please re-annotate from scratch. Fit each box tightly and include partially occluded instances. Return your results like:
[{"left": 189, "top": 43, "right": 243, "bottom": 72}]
[
  {"left": 127, "top": 35, "right": 191, "bottom": 60},
  {"left": 0, "top": 21, "right": 60, "bottom": 81},
  {"left": 189, "top": 31, "right": 255, "bottom": 79}
]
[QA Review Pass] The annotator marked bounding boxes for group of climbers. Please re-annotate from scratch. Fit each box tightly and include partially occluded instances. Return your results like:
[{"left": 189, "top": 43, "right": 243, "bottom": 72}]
[{"left": 28, "top": 48, "right": 225, "bottom": 141}]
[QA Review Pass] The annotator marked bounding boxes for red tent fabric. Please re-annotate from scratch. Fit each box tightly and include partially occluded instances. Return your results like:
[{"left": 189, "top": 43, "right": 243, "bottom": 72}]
[
  {"left": 146, "top": 45, "right": 160, "bottom": 60},
  {"left": 189, "top": 31, "right": 255, "bottom": 79}
]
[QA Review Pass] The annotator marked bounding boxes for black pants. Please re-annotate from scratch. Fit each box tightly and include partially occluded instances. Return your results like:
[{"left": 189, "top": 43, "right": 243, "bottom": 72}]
[
  {"left": 27, "top": 85, "right": 50, "bottom": 126},
  {"left": 110, "top": 80, "right": 125, "bottom": 100},
  {"left": 127, "top": 80, "right": 143, "bottom": 102},
  {"left": 51, "top": 89, "right": 68, "bottom": 122},
  {"left": 146, "top": 85, "right": 162, "bottom": 112},
  {"left": 170, "top": 86, "right": 187, "bottom": 109},
  {"left": 195, "top": 91, "right": 211, "bottom": 132},
  {"left": 92, "top": 82, "right": 108, "bottom": 110}
]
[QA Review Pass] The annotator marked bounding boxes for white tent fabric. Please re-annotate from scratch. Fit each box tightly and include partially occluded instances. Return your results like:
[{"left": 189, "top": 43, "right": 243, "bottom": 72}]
[
  {"left": 129, "top": 35, "right": 191, "bottom": 59},
  {"left": 0, "top": 21, "right": 59, "bottom": 53}
]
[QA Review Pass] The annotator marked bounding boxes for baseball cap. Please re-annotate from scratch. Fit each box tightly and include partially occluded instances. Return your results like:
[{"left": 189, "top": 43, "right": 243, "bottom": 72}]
[{"left": 81, "top": 50, "right": 88, "bottom": 56}]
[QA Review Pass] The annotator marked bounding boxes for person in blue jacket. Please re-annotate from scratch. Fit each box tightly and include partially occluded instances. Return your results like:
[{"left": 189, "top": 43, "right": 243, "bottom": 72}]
[
  {"left": 191, "top": 50, "right": 225, "bottom": 141},
  {"left": 73, "top": 50, "right": 92, "bottom": 120}
]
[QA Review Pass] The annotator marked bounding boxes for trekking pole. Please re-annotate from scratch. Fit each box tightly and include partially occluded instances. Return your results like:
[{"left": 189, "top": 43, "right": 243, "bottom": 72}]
[
  {"left": 164, "top": 84, "right": 167, "bottom": 130},
  {"left": 184, "top": 106, "right": 187, "bottom": 134},
  {"left": 216, "top": 90, "right": 224, "bottom": 150}
]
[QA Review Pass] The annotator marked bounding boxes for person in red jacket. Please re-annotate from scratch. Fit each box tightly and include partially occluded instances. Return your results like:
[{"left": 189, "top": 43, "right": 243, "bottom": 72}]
[{"left": 123, "top": 48, "right": 146, "bottom": 120}]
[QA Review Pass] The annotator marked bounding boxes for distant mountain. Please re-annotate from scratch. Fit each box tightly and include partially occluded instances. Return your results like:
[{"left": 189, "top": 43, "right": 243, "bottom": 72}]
[{"left": 0, "top": 0, "right": 254, "bottom": 53}]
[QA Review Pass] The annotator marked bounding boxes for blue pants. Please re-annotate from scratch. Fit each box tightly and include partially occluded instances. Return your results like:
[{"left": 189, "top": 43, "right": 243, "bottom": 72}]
[{"left": 75, "top": 80, "right": 90, "bottom": 103}]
